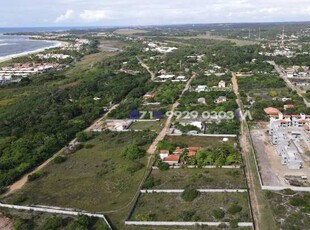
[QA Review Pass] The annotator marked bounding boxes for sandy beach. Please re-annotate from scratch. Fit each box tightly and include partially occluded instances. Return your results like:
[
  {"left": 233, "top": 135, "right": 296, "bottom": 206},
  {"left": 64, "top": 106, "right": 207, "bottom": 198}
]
[{"left": 0, "top": 40, "right": 65, "bottom": 63}]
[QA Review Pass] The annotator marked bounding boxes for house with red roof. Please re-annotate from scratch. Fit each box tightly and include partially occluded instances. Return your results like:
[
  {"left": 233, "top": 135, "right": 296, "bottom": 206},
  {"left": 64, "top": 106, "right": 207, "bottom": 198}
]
[
  {"left": 163, "top": 154, "right": 180, "bottom": 165},
  {"left": 264, "top": 107, "right": 281, "bottom": 116}
]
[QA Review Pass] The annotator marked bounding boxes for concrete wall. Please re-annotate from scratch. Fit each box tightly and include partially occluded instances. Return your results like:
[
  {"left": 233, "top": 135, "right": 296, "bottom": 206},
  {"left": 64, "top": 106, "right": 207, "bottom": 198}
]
[
  {"left": 262, "top": 186, "right": 310, "bottom": 192},
  {"left": 168, "top": 134, "right": 237, "bottom": 137},
  {"left": 151, "top": 165, "right": 240, "bottom": 170},
  {"left": 0, "top": 203, "right": 112, "bottom": 230},
  {"left": 125, "top": 221, "right": 253, "bottom": 227},
  {"left": 141, "top": 189, "right": 248, "bottom": 193}
]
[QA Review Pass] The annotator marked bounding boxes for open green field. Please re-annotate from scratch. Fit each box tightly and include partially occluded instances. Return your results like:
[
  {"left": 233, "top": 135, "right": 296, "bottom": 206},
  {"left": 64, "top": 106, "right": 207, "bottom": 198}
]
[
  {"left": 145, "top": 168, "right": 247, "bottom": 189},
  {"left": 114, "top": 29, "right": 148, "bottom": 35},
  {"left": 130, "top": 192, "right": 252, "bottom": 222},
  {"left": 165, "top": 135, "right": 237, "bottom": 147},
  {"left": 129, "top": 121, "right": 164, "bottom": 132},
  {"left": 2, "top": 131, "right": 156, "bottom": 229}
]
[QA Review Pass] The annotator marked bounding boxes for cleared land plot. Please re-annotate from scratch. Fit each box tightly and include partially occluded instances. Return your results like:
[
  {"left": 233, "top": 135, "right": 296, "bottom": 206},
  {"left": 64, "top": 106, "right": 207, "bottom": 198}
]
[
  {"left": 130, "top": 193, "right": 252, "bottom": 222},
  {"left": 165, "top": 135, "right": 237, "bottom": 147},
  {"left": 145, "top": 168, "right": 247, "bottom": 189},
  {"left": 3, "top": 131, "right": 154, "bottom": 213},
  {"left": 265, "top": 190, "right": 310, "bottom": 230},
  {"left": 251, "top": 128, "right": 310, "bottom": 186},
  {"left": 129, "top": 121, "right": 164, "bottom": 132}
]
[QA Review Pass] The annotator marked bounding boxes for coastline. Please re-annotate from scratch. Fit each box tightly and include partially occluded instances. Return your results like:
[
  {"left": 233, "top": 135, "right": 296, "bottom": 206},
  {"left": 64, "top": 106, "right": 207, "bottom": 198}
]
[{"left": 0, "top": 40, "right": 65, "bottom": 64}]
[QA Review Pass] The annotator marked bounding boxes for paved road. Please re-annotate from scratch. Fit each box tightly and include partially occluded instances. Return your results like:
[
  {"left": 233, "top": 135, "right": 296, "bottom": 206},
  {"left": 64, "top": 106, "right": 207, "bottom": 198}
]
[
  {"left": 137, "top": 57, "right": 155, "bottom": 81},
  {"left": 2, "top": 104, "right": 120, "bottom": 197}
]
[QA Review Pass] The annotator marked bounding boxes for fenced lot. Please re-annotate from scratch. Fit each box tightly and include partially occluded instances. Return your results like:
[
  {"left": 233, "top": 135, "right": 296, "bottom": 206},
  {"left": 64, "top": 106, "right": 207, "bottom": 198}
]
[
  {"left": 129, "top": 120, "right": 164, "bottom": 132},
  {"left": 165, "top": 135, "right": 237, "bottom": 147},
  {"left": 144, "top": 168, "right": 247, "bottom": 189},
  {"left": 129, "top": 192, "right": 252, "bottom": 223}
]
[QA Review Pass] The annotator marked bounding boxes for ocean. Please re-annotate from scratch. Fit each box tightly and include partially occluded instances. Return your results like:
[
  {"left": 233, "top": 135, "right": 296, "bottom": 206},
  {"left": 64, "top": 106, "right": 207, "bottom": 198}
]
[
  {"left": 0, "top": 27, "right": 81, "bottom": 61},
  {"left": 0, "top": 35, "right": 59, "bottom": 60}
]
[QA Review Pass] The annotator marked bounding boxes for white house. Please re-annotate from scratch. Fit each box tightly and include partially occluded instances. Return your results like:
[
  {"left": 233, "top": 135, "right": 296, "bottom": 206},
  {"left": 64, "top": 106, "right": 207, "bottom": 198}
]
[
  {"left": 195, "top": 85, "right": 209, "bottom": 93},
  {"left": 159, "top": 150, "right": 169, "bottom": 160},
  {"left": 218, "top": 80, "right": 226, "bottom": 88},
  {"left": 214, "top": 96, "right": 227, "bottom": 104}
]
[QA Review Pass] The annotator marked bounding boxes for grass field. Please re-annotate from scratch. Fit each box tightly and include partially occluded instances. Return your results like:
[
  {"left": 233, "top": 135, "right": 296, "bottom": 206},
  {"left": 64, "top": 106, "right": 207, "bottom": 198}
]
[
  {"left": 0, "top": 208, "right": 109, "bottom": 230},
  {"left": 130, "top": 192, "right": 252, "bottom": 222},
  {"left": 2, "top": 131, "right": 156, "bottom": 229},
  {"left": 129, "top": 121, "right": 164, "bottom": 132},
  {"left": 145, "top": 168, "right": 247, "bottom": 189},
  {"left": 165, "top": 135, "right": 237, "bottom": 147},
  {"left": 172, "top": 32, "right": 258, "bottom": 46},
  {"left": 114, "top": 29, "right": 148, "bottom": 35}
]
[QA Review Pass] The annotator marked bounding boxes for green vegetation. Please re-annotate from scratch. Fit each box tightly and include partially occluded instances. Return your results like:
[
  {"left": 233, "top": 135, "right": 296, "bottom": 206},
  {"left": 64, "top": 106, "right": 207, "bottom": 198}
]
[
  {"left": 53, "top": 155, "right": 67, "bottom": 164},
  {"left": 0, "top": 42, "right": 150, "bottom": 188},
  {"left": 2, "top": 210, "right": 109, "bottom": 230},
  {"left": 3, "top": 131, "right": 155, "bottom": 214},
  {"left": 131, "top": 193, "right": 251, "bottom": 222},
  {"left": 181, "top": 187, "right": 200, "bottom": 201},
  {"left": 144, "top": 168, "right": 247, "bottom": 189},
  {"left": 265, "top": 190, "right": 310, "bottom": 230}
]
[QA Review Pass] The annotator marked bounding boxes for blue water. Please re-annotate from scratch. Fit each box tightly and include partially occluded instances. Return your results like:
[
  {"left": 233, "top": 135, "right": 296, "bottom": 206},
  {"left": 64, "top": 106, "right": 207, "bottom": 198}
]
[{"left": 0, "top": 35, "right": 57, "bottom": 58}]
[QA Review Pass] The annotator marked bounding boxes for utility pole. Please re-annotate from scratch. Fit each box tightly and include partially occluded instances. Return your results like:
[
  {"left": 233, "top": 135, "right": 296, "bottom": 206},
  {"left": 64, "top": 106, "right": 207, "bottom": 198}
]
[
  {"left": 248, "top": 29, "right": 251, "bottom": 39},
  {"left": 258, "top": 27, "right": 261, "bottom": 41}
]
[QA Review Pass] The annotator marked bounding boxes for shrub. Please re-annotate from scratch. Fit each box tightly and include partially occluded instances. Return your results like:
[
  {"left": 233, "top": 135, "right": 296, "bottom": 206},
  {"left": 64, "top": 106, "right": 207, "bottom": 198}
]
[
  {"left": 76, "top": 131, "right": 93, "bottom": 142},
  {"left": 230, "top": 219, "right": 239, "bottom": 228},
  {"left": 181, "top": 188, "right": 199, "bottom": 202},
  {"left": 53, "top": 155, "right": 67, "bottom": 164},
  {"left": 228, "top": 204, "right": 243, "bottom": 215},
  {"left": 28, "top": 172, "right": 46, "bottom": 182},
  {"left": 42, "top": 217, "right": 63, "bottom": 230},
  {"left": 13, "top": 195, "right": 28, "bottom": 205},
  {"left": 290, "top": 196, "right": 305, "bottom": 207},
  {"left": 178, "top": 210, "right": 199, "bottom": 221},
  {"left": 122, "top": 144, "right": 146, "bottom": 160},
  {"left": 142, "top": 176, "right": 160, "bottom": 189},
  {"left": 157, "top": 161, "right": 170, "bottom": 171},
  {"left": 212, "top": 209, "right": 225, "bottom": 219}
]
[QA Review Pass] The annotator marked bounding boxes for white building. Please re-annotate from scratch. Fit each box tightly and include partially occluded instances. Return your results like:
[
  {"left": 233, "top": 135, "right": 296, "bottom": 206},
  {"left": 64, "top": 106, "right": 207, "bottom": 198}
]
[
  {"left": 195, "top": 85, "right": 209, "bottom": 93},
  {"left": 218, "top": 80, "right": 226, "bottom": 88}
]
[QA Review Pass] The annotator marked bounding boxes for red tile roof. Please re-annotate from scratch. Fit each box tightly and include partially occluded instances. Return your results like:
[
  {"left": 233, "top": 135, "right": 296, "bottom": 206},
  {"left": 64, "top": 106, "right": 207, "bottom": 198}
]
[
  {"left": 264, "top": 107, "right": 280, "bottom": 115},
  {"left": 163, "top": 154, "right": 180, "bottom": 162}
]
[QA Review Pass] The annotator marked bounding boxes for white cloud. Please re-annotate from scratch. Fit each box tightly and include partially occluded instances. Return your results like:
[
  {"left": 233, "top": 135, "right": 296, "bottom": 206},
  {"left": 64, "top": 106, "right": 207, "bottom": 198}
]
[
  {"left": 79, "top": 10, "right": 109, "bottom": 22},
  {"left": 55, "top": 9, "right": 74, "bottom": 22}
]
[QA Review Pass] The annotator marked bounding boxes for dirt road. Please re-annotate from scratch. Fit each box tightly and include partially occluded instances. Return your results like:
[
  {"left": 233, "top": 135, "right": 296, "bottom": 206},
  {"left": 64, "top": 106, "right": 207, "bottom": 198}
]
[
  {"left": 137, "top": 57, "right": 155, "bottom": 81},
  {"left": 0, "top": 213, "right": 12, "bottom": 230},
  {"left": 232, "top": 72, "right": 261, "bottom": 229},
  {"left": 147, "top": 73, "right": 196, "bottom": 155},
  {"left": 2, "top": 104, "right": 119, "bottom": 197}
]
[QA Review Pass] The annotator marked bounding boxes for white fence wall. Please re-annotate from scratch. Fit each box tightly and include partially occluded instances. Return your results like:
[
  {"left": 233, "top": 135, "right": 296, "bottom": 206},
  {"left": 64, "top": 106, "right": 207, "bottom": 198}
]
[
  {"left": 141, "top": 189, "right": 248, "bottom": 193},
  {"left": 0, "top": 203, "right": 112, "bottom": 230},
  {"left": 125, "top": 221, "right": 253, "bottom": 227}
]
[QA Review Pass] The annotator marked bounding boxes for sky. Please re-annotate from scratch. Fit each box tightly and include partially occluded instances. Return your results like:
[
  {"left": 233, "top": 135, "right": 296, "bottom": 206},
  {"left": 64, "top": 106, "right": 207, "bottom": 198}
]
[{"left": 1, "top": 0, "right": 310, "bottom": 27}]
